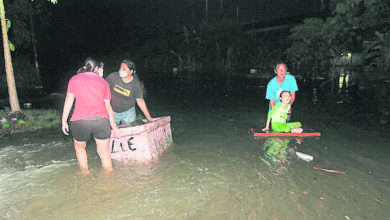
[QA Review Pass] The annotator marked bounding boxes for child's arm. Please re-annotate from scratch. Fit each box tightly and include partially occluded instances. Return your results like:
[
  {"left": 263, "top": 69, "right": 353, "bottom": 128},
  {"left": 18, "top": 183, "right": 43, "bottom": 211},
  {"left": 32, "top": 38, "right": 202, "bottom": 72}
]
[
  {"left": 262, "top": 103, "right": 280, "bottom": 131},
  {"left": 263, "top": 118, "right": 271, "bottom": 131}
]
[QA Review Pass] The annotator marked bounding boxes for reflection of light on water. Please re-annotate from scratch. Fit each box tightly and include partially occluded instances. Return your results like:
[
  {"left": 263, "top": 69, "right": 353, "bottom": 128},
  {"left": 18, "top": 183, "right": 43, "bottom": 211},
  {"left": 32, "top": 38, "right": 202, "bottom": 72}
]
[
  {"left": 339, "top": 73, "right": 344, "bottom": 89},
  {"left": 339, "top": 71, "right": 350, "bottom": 89}
]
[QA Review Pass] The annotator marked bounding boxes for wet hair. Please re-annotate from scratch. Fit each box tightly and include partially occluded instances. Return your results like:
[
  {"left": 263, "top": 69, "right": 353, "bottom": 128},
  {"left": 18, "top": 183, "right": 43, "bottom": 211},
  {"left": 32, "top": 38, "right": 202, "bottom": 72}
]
[
  {"left": 77, "top": 57, "right": 97, "bottom": 74},
  {"left": 279, "top": 90, "right": 291, "bottom": 98}
]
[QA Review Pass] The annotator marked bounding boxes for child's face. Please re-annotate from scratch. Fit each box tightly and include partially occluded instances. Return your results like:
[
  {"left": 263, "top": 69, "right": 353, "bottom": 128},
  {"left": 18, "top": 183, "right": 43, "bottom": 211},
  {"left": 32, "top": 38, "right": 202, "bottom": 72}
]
[{"left": 280, "top": 92, "right": 291, "bottom": 104}]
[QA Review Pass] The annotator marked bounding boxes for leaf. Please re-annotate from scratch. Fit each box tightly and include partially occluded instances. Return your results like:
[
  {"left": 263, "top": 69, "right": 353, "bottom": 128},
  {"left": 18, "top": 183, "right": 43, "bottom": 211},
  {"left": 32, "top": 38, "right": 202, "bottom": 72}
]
[
  {"left": 6, "top": 19, "right": 11, "bottom": 30},
  {"left": 9, "top": 41, "right": 15, "bottom": 51}
]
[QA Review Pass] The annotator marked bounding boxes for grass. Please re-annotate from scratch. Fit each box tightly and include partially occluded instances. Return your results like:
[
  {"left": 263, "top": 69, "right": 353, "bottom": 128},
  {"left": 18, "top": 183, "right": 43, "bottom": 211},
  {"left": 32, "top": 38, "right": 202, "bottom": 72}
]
[{"left": 0, "top": 109, "right": 60, "bottom": 136}]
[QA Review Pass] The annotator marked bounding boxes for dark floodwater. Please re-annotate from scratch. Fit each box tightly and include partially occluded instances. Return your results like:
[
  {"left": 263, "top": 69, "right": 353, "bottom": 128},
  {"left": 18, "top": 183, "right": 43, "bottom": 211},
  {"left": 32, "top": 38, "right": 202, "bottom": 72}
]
[{"left": 0, "top": 81, "right": 389, "bottom": 219}]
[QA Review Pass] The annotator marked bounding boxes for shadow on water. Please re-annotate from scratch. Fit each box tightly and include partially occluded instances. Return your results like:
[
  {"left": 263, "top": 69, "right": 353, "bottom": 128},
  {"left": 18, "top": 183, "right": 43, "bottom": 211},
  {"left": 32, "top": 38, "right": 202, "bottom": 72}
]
[{"left": 0, "top": 77, "right": 389, "bottom": 218}]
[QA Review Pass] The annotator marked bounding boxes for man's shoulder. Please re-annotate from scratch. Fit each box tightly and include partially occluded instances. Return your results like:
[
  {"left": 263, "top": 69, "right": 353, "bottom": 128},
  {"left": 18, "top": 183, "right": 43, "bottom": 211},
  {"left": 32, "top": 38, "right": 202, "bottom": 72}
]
[
  {"left": 267, "top": 77, "right": 278, "bottom": 86},
  {"left": 285, "top": 74, "right": 296, "bottom": 80}
]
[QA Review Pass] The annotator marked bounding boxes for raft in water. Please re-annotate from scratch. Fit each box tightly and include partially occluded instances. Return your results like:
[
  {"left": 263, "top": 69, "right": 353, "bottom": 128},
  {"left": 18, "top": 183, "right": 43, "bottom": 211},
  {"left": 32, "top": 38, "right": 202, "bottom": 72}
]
[{"left": 110, "top": 116, "right": 173, "bottom": 162}]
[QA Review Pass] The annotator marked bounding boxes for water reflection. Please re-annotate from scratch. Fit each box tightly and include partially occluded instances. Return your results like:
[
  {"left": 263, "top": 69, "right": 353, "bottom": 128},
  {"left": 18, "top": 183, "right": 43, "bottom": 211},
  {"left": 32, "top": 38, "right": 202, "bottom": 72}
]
[{"left": 261, "top": 138, "right": 298, "bottom": 174}]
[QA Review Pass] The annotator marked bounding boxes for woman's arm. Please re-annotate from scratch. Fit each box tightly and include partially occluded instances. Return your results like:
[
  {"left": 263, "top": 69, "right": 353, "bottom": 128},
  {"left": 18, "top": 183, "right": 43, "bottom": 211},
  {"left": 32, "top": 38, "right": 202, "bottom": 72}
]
[
  {"left": 61, "top": 93, "right": 75, "bottom": 135},
  {"left": 136, "top": 98, "right": 153, "bottom": 121}
]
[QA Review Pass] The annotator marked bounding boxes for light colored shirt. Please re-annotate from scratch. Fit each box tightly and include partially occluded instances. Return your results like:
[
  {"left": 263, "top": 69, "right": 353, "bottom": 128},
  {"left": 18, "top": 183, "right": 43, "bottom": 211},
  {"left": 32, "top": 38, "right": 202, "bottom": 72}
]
[{"left": 265, "top": 74, "right": 298, "bottom": 111}]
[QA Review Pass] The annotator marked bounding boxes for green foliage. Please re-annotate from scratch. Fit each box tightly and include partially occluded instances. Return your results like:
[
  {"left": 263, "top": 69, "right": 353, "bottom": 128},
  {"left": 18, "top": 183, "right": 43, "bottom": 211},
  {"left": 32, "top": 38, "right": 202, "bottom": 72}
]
[
  {"left": 167, "top": 20, "right": 248, "bottom": 78},
  {"left": 8, "top": 41, "right": 14, "bottom": 51},
  {"left": 327, "top": 0, "right": 387, "bottom": 52},
  {"left": 21, "top": 109, "right": 60, "bottom": 129},
  {"left": 3, "top": 0, "right": 56, "bottom": 51},
  {"left": 287, "top": 18, "right": 330, "bottom": 63},
  {"left": 6, "top": 18, "right": 10, "bottom": 30},
  {"left": 363, "top": 31, "right": 390, "bottom": 79},
  {"left": 5, "top": 19, "right": 14, "bottom": 51},
  {"left": 6, "top": 0, "right": 35, "bottom": 50},
  {"left": 287, "top": 0, "right": 390, "bottom": 78},
  {"left": 0, "top": 109, "right": 60, "bottom": 135}
]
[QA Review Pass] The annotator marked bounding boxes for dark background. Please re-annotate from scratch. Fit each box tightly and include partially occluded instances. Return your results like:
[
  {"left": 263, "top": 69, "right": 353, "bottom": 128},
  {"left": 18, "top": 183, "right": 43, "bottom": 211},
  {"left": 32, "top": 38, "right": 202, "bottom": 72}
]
[
  {"left": 22, "top": 0, "right": 323, "bottom": 93},
  {"left": 3, "top": 0, "right": 389, "bottom": 129}
]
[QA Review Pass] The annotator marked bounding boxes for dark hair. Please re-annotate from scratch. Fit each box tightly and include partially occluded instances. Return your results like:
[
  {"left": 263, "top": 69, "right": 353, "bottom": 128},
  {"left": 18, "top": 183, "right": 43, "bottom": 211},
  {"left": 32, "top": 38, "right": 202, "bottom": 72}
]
[
  {"left": 77, "top": 57, "right": 97, "bottom": 74},
  {"left": 96, "top": 61, "right": 104, "bottom": 69},
  {"left": 279, "top": 90, "right": 291, "bottom": 98},
  {"left": 120, "top": 59, "right": 136, "bottom": 71},
  {"left": 274, "top": 62, "right": 288, "bottom": 71}
]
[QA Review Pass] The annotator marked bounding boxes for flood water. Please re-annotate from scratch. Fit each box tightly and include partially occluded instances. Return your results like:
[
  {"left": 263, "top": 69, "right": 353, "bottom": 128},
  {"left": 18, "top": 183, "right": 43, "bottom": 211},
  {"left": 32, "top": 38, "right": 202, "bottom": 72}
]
[{"left": 0, "top": 82, "right": 389, "bottom": 219}]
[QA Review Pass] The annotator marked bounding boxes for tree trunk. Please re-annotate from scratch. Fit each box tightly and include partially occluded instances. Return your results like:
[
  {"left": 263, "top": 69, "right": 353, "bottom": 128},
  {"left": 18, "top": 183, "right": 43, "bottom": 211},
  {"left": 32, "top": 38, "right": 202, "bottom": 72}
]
[
  {"left": 30, "top": 4, "right": 41, "bottom": 84},
  {"left": 0, "top": 0, "right": 20, "bottom": 113}
]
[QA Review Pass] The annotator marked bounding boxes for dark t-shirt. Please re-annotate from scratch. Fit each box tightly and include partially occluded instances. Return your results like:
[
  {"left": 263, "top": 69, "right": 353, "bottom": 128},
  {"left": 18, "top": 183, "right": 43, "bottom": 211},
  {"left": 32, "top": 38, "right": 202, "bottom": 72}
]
[{"left": 105, "top": 72, "right": 144, "bottom": 113}]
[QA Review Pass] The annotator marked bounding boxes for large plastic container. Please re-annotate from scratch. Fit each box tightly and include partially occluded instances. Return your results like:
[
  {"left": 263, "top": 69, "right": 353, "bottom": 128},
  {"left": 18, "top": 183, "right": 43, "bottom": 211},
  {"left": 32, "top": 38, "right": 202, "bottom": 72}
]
[{"left": 110, "top": 116, "right": 172, "bottom": 162}]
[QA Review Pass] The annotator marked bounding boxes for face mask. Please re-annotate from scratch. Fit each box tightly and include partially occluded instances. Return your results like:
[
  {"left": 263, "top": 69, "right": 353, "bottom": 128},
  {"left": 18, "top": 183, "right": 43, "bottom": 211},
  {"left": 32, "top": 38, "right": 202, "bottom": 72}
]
[
  {"left": 99, "top": 72, "right": 103, "bottom": 77},
  {"left": 119, "top": 70, "right": 128, "bottom": 78}
]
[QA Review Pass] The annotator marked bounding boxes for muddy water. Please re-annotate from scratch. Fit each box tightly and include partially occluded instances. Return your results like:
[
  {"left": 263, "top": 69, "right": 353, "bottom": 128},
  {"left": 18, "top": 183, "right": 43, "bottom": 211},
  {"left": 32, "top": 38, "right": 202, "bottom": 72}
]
[{"left": 0, "top": 87, "right": 389, "bottom": 219}]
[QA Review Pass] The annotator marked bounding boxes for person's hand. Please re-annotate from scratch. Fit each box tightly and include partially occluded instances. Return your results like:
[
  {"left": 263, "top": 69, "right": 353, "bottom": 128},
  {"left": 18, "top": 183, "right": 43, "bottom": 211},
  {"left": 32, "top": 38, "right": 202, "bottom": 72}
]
[
  {"left": 111, "top": 127, "right": 121, "bottom": 138},
  {"left": 62, "top": 122, "right": 69, "bottom": 135},
  {"left": 262, "top": 127, "right": 269, "bottom": 131}
]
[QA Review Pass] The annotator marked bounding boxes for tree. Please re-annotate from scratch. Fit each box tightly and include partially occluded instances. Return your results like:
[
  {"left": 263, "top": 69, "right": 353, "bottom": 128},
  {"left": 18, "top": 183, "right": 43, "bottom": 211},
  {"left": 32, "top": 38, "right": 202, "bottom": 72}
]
[
  {"left": 287, "top": 0, "right": 389, "bottom": 84},
  {"left": 0, "top": 0, "right": 57, "bottom": 113},
  {"left": 287, "top": 18, "right": 331, "bottom": 74}
]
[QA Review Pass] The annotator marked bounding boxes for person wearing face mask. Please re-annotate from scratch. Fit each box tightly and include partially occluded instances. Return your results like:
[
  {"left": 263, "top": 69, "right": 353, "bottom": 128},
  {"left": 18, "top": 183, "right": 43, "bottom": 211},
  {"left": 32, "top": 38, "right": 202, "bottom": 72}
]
[
  {"left": 105, "top": 59, "right": 153, "bottom": 125},
  {"left": 94, "top": 61, "right": 104, "bottom": 77},
  {"left": 62, "top": 57, "right": 120, "bottom": 173}
]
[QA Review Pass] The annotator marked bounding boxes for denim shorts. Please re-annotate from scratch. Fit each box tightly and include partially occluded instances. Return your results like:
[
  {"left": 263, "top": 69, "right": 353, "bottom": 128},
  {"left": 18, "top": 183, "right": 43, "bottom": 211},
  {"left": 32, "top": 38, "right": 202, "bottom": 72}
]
[
  {"left": 113, "top": 107, "right": 136, "bottom": 125},
  {"left": 70, "top": 117, "right": 111, "bottom": 142}
]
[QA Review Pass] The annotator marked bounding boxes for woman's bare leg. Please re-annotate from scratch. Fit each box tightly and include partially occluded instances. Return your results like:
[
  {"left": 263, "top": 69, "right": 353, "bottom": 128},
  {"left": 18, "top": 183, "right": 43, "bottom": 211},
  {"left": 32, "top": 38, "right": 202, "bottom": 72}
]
[
  {"left": 73, "top": 139, "right": 88, "bottom": 172},
  {"left": 95, "top": 138, "right": 113, "bottom": 171}
]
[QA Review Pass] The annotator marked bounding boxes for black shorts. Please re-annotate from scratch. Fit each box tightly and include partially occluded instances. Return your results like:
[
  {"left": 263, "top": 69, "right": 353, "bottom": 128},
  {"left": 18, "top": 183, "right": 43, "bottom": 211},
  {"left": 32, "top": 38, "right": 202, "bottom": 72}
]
[{"left": 70, "top": 117, "right": 111, "bottom": 142}]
